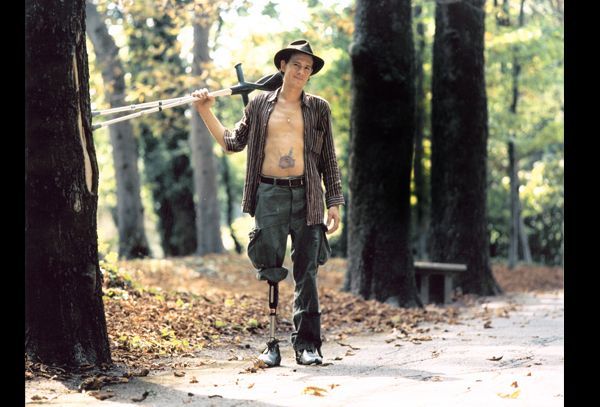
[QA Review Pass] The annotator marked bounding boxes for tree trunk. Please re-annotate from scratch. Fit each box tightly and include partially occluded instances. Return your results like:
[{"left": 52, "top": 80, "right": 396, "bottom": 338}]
[
  {"left": 25, "top": 0, "right": 111, "bottom": 367},
  {"left": 140, "top": 125, "right": 198, "bottom": 256},
  {"left": 85, "top": 1, "right": 151, "bottom": 259},
  {"left": 413, "top": 4, "right": 429, "bottom": 260},
  {"left": 221, "top": 155, "right": 242, "bottom": 254},
  {"left": 347, "top": 0, "right": 420, "bottom": 307},
  {"left": 429, "top": 0, "right": 501, "bottom": 295},
  {"left": 508, "top": 140, "right": 519, "bottom": 268},
  {"left": 507, "top": 0, "right": 532, "bottom": 268},
  {"left": 190, "top": 14, "right": 224, "bottom": 255}
]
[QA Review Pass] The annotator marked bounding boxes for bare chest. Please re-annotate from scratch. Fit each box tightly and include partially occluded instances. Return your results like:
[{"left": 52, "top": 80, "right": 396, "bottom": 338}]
[{"left": 261, "top": 102, "right": 305, "bottom": 176}]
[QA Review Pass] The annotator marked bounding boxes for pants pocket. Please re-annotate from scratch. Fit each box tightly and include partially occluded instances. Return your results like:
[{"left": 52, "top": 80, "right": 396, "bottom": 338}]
[
  {"left": 247, "top": 227, "right": 268, "bottom": 269},
  {"left": 317, "top": 224, "right": 331, "bottom": 266}
]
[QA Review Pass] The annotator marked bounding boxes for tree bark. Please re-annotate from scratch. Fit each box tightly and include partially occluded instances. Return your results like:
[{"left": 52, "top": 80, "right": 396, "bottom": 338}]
[
  {"left": 25, "top": 0, "right": 111, "bottom": 367},
  {"left": 140, "top": 124, "right": 198, "bottom": 256},
  {"left": 221, "top": 155, "right": 242, "bottom": 254},
  {"left": 507, "top": 0, "right": 532, "bottom": 268},
  {"left": 347, "top": 0, "right": 420, "bottom": 307},
  {"left": 429, "top": 0, "right": 501, "bottom": 295},
  {"left": 190, "top": 12, "right": 224, "bottom": 255},
  {"left": 85, "top": 1, "right": 151, "bottom": 259},
  {"left": 508, "top": 140, "right": 520, "bottom": 267},
  {"left": 413, "top": 4, "right": 429, "bottom": 260}
]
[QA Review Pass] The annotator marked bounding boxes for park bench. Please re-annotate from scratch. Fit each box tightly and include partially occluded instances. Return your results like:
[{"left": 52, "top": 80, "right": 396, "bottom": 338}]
[{"left": 414, "top": 261, "right": 467, "bottom": 304}]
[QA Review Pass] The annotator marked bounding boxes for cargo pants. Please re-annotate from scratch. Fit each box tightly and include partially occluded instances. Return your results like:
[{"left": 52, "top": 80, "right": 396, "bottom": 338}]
[{"left": 247, "top": 181, "right": 331, "bottom": 353}]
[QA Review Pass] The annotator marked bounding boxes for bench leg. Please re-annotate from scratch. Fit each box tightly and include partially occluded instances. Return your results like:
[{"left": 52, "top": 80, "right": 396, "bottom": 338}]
[
  {"left": 419, "top": 274, "right": 430, "bottom": 304},
  {"left": 443, "top": 275, "right": 453, "bottom": 304}
]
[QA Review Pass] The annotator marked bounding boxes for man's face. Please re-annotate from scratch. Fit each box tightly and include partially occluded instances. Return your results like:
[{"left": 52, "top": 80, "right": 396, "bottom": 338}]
[{"left": 281, "top": 53, "right": 314, "bottom": 88}]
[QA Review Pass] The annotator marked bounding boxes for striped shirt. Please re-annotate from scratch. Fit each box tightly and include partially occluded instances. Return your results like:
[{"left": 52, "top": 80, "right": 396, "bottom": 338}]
[{"left": 223, "top": 87, "right": 345, "bottom": 226}]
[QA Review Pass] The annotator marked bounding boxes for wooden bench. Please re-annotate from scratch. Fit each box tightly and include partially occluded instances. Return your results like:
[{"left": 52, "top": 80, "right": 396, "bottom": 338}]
[{"left": 414, "top": 261, "right": 467, "bottom": 304}]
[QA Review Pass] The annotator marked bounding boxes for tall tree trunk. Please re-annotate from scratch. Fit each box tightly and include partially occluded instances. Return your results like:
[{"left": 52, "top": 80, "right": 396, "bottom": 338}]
[
  {"left": 430, "top": 0, "right": 501, "bottom": 295},
  {"left": 25, "top": 0, "right": 111, "bottom": 367},
  {"left": 140, "top": 124, "right": 198, "bottom": 256},
  {"left": 221, "top": 155, "right": 242, "bottom": 254},
  {"left": 190, "top": 12, "right": 224, "bottom": 255},
  {"left": 347, "top": 0, "right": 420, "bottom": 307},
  {"left": 413, "top": 3, "right": 429, "bottom": 260},
  {"left": 85, "top": 1, "right": 151, "bottom": 259},
  {"left": 507, "top": 0, "right": 532, "bottom": 268},
  {"left": 508, "top": 139, "right": 520, "bottom": 267}
]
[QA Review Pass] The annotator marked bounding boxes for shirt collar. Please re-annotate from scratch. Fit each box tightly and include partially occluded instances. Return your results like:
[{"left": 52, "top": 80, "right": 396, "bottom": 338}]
[{"left": 267, "top": 86, "right": 309, "bottom": 107}]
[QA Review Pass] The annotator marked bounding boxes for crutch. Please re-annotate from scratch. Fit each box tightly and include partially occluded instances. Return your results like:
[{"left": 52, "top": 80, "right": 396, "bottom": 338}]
[{"left": 91, "top": 64, "right": 282, "bottom": 131}]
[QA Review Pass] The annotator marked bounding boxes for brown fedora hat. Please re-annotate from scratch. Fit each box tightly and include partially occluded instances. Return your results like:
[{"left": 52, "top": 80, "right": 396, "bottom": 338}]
[{"left": 273, "top": 40, "right": 325, "bottom": 76}]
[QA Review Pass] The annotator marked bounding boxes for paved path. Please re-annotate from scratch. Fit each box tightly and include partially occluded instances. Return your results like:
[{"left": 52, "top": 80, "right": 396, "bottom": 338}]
[{"left": 25, "top": 291, "right": 564, "bottom": 406}]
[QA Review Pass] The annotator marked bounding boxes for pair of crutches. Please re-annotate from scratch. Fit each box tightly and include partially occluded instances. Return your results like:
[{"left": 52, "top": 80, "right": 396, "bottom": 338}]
[{"left": 91, "top": 63, "right": 282, "bottom": 131}]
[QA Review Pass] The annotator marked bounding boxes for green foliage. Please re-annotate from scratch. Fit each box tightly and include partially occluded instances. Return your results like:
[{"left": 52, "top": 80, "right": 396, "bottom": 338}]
[
  {"left": 89, "top": 0, "right": 562, "bottom": 265},
  {"left": 484, "top": 0, "right": 563, "bottom": 264}
]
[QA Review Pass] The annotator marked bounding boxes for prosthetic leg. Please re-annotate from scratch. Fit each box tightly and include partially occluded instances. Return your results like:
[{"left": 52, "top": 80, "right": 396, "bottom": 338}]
[
  {"left": 258, "top": 281, "right": 281, "bottom": 367},
  {"left": 255, "top": 266, "right": 287, "bottom": 367}
]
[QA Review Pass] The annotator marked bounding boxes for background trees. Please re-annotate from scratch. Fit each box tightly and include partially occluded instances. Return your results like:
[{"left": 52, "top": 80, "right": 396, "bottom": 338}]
[
  {"left": 85, "top": 0, "right": 562, "bottom": 285},
  {"left": 86, "top": 1, "right": 151, "bottom": 259}
]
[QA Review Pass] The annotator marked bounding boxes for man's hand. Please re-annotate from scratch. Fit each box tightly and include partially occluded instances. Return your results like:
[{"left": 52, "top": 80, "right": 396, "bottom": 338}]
[
  {"left": 326, "top": 206, "right": 341, "bottom": 234},
  {"left": 192, "top": 88, "right": 216, "bottom": 112}
]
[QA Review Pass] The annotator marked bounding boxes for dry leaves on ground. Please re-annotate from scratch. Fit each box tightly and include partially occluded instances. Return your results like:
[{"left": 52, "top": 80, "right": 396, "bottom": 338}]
[{"left": 25, "top": 254, "right": 562, "bottom": 379}]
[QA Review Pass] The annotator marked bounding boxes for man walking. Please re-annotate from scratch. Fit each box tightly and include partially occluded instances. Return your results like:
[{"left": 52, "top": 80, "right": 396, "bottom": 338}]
[{"left": 192, "top": 40, "right": 344, "bottom": 366}]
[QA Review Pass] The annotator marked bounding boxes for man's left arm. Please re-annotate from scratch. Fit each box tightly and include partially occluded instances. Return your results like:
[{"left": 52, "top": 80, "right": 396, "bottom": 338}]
[{"left": 319, "top": 101, "right": 345, "bottom": 234}]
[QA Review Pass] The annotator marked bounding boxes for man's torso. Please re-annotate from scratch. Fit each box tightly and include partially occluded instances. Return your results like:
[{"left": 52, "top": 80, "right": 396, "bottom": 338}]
[{"left": 261, "top": 99, "right": 305, "bottom": 177}]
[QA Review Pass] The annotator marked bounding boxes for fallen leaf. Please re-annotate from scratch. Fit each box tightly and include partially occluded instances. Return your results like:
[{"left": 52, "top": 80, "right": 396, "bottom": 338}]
[
  {"left": 189, "top": 376, "right": 198, "bottom": 383},
  {"left": 526, "top": 372, "right": 532, "bottom": 376},
  {"left": 330, "top": 384, "right": 340, "bottom": 389},
  {"left": 131, "top": 390, "right": 149, "bottom": 402},
  {"left": 208, "top": 394, "right": 223, "bottom": 398},
  {"left": 134, "top": 368, "right": 150, "bottom": 377},
  {"left": 484, "top": 320, "right": 492, "bottom": 329},
  {"left": 487, "top": 355, "right": 503, "bottom": 361},
  {"left": 497, "top": 388, "right": 521, "bottom": 399},
  {"left": 248, "top": 383, "right": 255, "bottom": 389},
  {"left": 511, "top": 381, "right": 519, "bottom": 388},
  {"left": 90, "top": 390, "right": 114, "bottom": 401},
  {"left": 337, "top": 342, "right": 361, "bottom": 350},
  {"left": 303, "top": 386, "right": 328, "bottom": 396},
  {"left": 174, "top": 371, "right": 185, "bottom": 377}
]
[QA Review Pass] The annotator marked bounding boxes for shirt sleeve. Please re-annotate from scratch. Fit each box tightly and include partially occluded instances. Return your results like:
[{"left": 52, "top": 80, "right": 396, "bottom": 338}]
[{"left": 318, "top": 101, "right": 345, "bottom": 208}]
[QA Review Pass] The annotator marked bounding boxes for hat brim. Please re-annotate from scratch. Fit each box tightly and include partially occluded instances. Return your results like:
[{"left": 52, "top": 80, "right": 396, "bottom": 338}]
[{"left": 273, "top": 49, "right": 324, "bottom": 76}]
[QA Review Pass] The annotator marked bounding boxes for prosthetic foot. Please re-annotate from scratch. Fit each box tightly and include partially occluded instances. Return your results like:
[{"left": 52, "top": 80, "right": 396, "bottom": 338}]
[{"left": 258, "top": 281, "right": 282, "bottom": 367}]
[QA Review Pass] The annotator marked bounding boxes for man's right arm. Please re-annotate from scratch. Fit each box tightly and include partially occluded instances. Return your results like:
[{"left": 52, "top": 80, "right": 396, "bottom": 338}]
[{"left": 192, "top": 88, "right": 229, "bottom": 151}]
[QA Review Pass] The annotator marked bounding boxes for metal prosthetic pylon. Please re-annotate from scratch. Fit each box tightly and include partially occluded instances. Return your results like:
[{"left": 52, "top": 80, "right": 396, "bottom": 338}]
[{"left": 258, "top": 281, "right": 282, "bottom": 367}]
